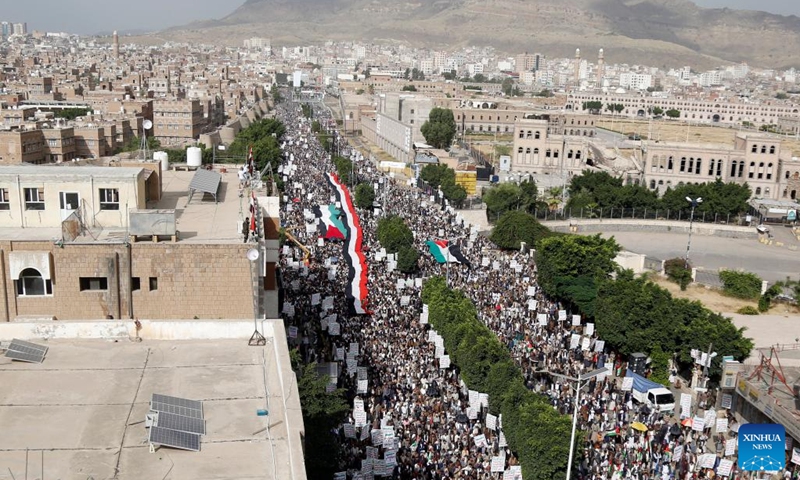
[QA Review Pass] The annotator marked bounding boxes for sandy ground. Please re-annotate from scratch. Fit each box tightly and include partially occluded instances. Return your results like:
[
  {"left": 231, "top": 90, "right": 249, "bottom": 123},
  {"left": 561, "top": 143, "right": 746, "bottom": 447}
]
[{"left": 597, "top": 119, "right": 800, "bottom": 156}]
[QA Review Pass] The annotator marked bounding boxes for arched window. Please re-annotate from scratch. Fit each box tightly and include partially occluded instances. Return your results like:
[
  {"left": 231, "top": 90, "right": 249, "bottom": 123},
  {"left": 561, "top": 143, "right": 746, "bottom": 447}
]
[
  {"left": 16, "top": 268, "right": 52, "bottom": 296},
  {"left": 553, "top": 150, "right": 559, "bottom": 158},
  {"left": 533, "top": 148, "right": 539, "bottom": 154},
  {"left": 770, "top": 145, "right": 776, "bottom": 154},
  {"left": 761, "top": 145, "right": 767, "bottom": 154},
  {"left": 680, "top": 157, "right": 687, "bottom": 172},
  {"left": 786, "top": 171, "right": 791, "bottom": 179},
  {"left": 748, "top": 162, "right": 755, "bottom": 179},
  {"left": 784, "top": 188, "right": 789, "bottom": 198},
  {"left": 730, "top": 160, "right": 738, "bottom": 177},
  {"left": 751, "top": 144, "right": 758, "bottom": 153},
  {"left": 534, "top": 131, "right": 541, "bottom": 139},
  {"left": 575, "top": 151, "right": 582, "bottom": 160},
  {"left": 650, "top": 179, "right": 656, "bottom": 189},
  {"left": 519, "top": 130, "right": 525, "bottom": 139},
  {"left": 708, "top": 159, "right": 715, "bottom": 176},
  {"left": 765, "top": 187, "right": 771, "bottom": 196},
  {"left": 755, "top": 187, "right": 762, "bottom": 195},
  {"left": 525, "top": 148, "right": 531, "bottom": 154},
  {"left": 568, "top": 150, "right": 574, "bottom": 159},
  {"left": 667, "top": 157, "right": 674, "bottom": 171},
  {"left": 758, "top": 162, "right": 764, "bottom": 179},
  {"left": 767, "top": 163, "right": 774, "bottom": 180},
  {"left": 518, "top": 147, "right": 524, "bottom": 154},
  {"left": 545, "top": 149, "right": 551, "bottom": 158},
  {"left": 695, "top": 158, "right": 702, "bottom": 175}
]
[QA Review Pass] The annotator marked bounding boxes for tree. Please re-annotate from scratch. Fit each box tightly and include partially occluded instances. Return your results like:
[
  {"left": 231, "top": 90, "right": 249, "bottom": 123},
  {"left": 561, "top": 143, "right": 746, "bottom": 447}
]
[
  {"left": 664, "top": 257, "right": 692, "bottom": 290},
  {"left": 354, "top": 183, "right": 376, "bottom": 210},
  {"left": 54, "top": 107, "right": 91, "bottom": 120},
  {"left": 490, "top": 211, "right": 552, "bottom": 250},
  {"left": 536, "top": 234, "right": 621, "bottom": 299},
  {"left": 473, "top": 73, "right": 488, "bottom": 83},
  {"left": 442, "top": 70, "right": 457, "bottom": 81},
  {"left": 483, "top": 181, "right": 541, "bottom": 221},
  {"left": 420, "top": 108, "right": 457, "bottom": 149},
  {"left": 293, "top": 361, "right": 349, "bottom": 478},
  {"left": 776, "top": 92, "right": 789, "bottom": 100},
  {"left": 582, "top": 101, "right": 603, "bottom": 114},
  {"left": 376, "top": 215, "right": 414, "bottom": 254},
  {"left": 652, "top": 106, "right": 664, "bottom": 116},
  {"left": 501, "top": 78, "right": 515, "bottom": 96},
  {"left": 719, "top": 270, "right": 763, "bottom": 300},
  {"left": 332, "top": 156, "right": 354, "bottom": 184},
  {"left": 411, "top": 68, "right": 425, "bottom": 80},
  {"left": 397, "top": 245, "right": 420, "bottom": 273},
  {"left": 665, "top": 109, "right": 681, "bottom": 119},
  {"left": 420, "top": 164, "right": 456, "bottom": 188},
  {"left": 441, "top": 182, "right": 467, "bottom": 207},
  {"left": 401, "top": 85, "right": 417, "bottom": 92},
  {"left": 606, "top": 103, "right": 624, "bottom": 114}
]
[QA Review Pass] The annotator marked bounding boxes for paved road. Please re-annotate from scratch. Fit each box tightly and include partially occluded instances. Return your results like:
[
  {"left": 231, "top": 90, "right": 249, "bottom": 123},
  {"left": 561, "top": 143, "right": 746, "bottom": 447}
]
[{"left": 596, "top": 231, "right": 798, "bottom": 282}]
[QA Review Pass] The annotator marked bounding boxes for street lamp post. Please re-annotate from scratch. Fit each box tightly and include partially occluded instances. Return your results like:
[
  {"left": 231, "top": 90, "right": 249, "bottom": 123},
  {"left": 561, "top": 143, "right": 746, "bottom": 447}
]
[
  {"left": 684, "top": 196, "right": 703, "bottom": 269},
  {"left": 539, "top": 367, "right": 609, "bottom": 480}
]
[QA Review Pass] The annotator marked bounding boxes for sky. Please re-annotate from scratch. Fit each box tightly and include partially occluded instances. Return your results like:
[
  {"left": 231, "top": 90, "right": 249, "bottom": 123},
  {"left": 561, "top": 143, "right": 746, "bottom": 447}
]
[{"left": 1, "top": 0, "right": 798, "bottom": 35}]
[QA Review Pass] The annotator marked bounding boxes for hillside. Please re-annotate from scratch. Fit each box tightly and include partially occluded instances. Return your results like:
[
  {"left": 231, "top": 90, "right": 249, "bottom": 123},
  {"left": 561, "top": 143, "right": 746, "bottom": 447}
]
[{"left": 146, "top": 0, "right": 800, "bottom": 69}]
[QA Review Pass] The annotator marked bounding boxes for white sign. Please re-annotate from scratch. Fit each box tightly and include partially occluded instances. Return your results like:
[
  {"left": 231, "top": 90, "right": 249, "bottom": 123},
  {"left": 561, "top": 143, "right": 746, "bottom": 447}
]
[
  {"left": 570, "top": 334, "right": 580, "bottom": 349},
  {"left": 621, "top": 377, "right": 634, "bottom": 391},
  {"left": 558, "top": 310, "right": 567, "bottom": 321},
  {"left": 699, "top": 453, "right": 716, "bottom": 469},
  {"left": 721, "top": 393, "right": 732, "bottom": 409},
  {"left": 586, "top": 323, "right": 595, "bottom": 336},
  {"left": 716, "top": 418, "right": 728, "bottom": 433},
  {"left": 680, "top": 393, "right": 692, "bottom": 419},
  {"left": 474, "top": 434, "right": 487, "bottom": 448},
  {"left": 717, "top": 459, "right": 733, "bottom": 477},
  {"left": 538, "top": 313, "right": 548, "bottom": 326},
  {"left": 491, "top": 455, "right": 506, "bottom": 472},
  {"left": 439, "top": 355, "right": 451, "bottom": 369},
  {"left": 691, "top": 415, "right": 705, "bottom": 432},
  {"left": 725, "top": 438, "right": 736, "bottom": 457},
  {"left": 572, "top": 315, "right": 581, "bottom": 326},
  {"left": 792, "top": 447, "right": 800, "bottom": 465},
  {"left": 486, "top": 413, "right": 497, "bottom": 430}
]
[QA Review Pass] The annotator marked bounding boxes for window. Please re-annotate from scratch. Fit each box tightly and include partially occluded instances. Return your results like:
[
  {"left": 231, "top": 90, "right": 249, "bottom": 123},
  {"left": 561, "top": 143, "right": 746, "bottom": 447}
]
[
  {"left": 716, "top": 160, "right": 723, "bottom": 177},
  {"left": 149, "top": 277, "right": 158, "bottom": 291},
  {"left": 80, "top": 277, "right": 108, "bottom": 291},
  {"left": 131, "top": 277, "right": 141, "bottom": 291},
  {"left": 546, "top": 149, "right": 551, "bottom": 158},
  {"left": 755, "top": 187, "right": 762, "bottom": 195},
  {"left": 575, "top": 151, "right": 581, "bottom": 160},
  {"left": 16, "top": 268, "right": 52, "bottom": 296},
  {"left": 767, "top": 163, "right": 773, "bottom": 180},
  {"left": 568, "top": 150, "right": 574, "bottom": 159},
  {"left": 761, "top": 145, "right": 767, "bottom": 154},
  {"left": 748, "top": 162, "right": 755, "bottom": 179},
  {"left": 534, "top": 131, "right": 541, "bottom": 139},
  {"left": 708, "top": 159, "right": 715, "bottom": 176},
  {"left": 553, "top": 150, "right": 559, "bottom": 158},
  {"left": 99, "top": 188, "right": 119, "bottom": 211},
  {"left": 770, "top": 145, "right": 776, "bottom": 154},
  {"left": 24, "top": 187, "right": 45, "bottom": 210},
  {"left": 680, "top": 158, "right": 686, "bottom": 172},
  {"left": 0, "top": 188, "right": 8, "bottom": 210},
  {"left": 667, "top": 157, "right": 674, "bottom": 171},
  {"left": 751, "top": 144, "right": 758, "bottom": 153},
  {"left": 695, "top": 158, "right": 701, "bottom": 175},
  {"left": 47, "top": 139, "right": 57, "bottom": 147}
]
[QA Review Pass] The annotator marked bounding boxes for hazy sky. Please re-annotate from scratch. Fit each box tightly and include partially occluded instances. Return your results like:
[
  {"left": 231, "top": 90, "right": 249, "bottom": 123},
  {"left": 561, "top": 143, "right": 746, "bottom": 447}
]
[{"left": 2, "top": 0, "right": 799, "bottom": 35}]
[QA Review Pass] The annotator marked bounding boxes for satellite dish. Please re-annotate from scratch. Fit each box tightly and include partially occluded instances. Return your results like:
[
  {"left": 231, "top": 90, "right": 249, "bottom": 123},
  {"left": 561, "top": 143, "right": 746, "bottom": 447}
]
[
  {"left": 143, "top": 119, "right": 153, "bottom": 130},
  {"left": 246, "top": 249, "right": 260, "bottom": 262}
]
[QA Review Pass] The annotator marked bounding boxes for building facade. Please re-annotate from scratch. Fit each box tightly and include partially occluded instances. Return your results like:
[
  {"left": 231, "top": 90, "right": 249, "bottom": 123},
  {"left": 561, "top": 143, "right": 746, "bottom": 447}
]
[{"left": 510, "top": 118, "right": 592, "bottom": 176}]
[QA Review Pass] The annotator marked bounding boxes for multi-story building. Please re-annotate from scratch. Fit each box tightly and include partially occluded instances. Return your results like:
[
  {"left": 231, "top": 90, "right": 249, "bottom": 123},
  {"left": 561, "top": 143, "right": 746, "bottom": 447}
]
[
  {"left": 641, "top": 133, "right": 800, "bottom": 200},
  {"left": 510, "top": 118, "right": 592, "bottom": 176},
  {"left": 619, "top": 73, "right": 653, "bottom": 91},
  {"left": 152, "top": 99, "right": 205, "bottom": 145},
  {"left": 0, "top": 164, "right": 280, "bottom": 321},
  {"left": 0, "top": 128, "right": 46, "bottom": 164},
  {"left": 568, "top": 93, "right": 800, "bottom": 126},
  {"left": 42, "top": 127, "right": 77, "bottom": 163}
]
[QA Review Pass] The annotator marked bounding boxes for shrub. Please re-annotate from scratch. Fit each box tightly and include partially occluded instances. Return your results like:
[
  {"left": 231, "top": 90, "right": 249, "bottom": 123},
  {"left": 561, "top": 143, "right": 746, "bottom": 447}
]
[
  {"left": 664, "top": 257, "right": 692, "bottom": 290},
  {"left": 490, "top": 210, "right": 552, "bottom": 250},
  {"left": 396, "top": 245, "right": 420, "bottom": 273},
  {"left": 737, "top": 306, "right": 760, "bottom": 315},
  {"left": 376, "top": 215, "right": 414, "bottom": 254},
  {"left": 759, "top": 284, "right": 783, "bottom": 312},
  {"left": 719, "top": 270, "right": 763, "bottom": 300}
]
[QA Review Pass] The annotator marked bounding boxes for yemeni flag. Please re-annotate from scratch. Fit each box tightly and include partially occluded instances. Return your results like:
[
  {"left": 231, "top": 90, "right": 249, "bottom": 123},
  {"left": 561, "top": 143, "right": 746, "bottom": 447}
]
[
  {"left": 247, "top": 145, "right": 255, "bottom": 176},
  {"left": 313, "top": 205, "right": 347, "bottom": 240},
  {"left": 426, "top": 240, "right": 472, "bottom": 267},
  {"left": 326, "top": 173, "right": 369, "bottom": 315}
]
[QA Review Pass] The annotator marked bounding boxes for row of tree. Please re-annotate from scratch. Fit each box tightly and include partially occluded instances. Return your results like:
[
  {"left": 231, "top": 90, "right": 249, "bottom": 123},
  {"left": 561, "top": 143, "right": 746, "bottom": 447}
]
[
  {"left": 566, "top": 171, "right": 752, "bottom": 217},
  {"left": 581, "top": 101, "right": 680, "bottom": 118},
  {"left": 376, "top": 215, "right": 420, "bottom": 273},
  {"left": 419, "top": 163, "right": 468, "bottom": 206},
  {"left": 534, "top": 234, "right": 753, "bottom": 379},
  {"left": 421, "top": 276, "right": 573, "bottom": 480}
]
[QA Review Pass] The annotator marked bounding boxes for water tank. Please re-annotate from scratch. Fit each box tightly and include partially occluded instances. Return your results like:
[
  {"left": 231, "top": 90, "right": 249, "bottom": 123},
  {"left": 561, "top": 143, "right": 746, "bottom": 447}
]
[
  {"left": 154, "top": 151, "right": 169, "bottom": 172},
  {"left": 186, "top": 147, "right": 202, "bottom": 167}
]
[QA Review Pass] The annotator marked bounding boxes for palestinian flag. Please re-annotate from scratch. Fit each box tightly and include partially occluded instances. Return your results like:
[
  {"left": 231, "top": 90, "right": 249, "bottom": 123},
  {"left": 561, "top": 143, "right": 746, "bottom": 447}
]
[
  {"left": 425, "top": 240, "right": 472, "bottom": 267},
  {"left": 326, "top": 173, "right": 369, "bottom": 315},
  {"left": 313, "top": 205, "right": 347, "bottom": 240}
]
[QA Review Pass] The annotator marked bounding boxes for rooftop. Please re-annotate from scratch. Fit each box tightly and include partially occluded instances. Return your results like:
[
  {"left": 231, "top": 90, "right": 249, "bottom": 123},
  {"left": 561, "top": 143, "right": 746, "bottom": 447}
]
[
  {"left": 0, "top": 330, "right": 302, "bottom": 480},
  {"left": 0, "top": 164, "right": 145, "bottom": 180}
]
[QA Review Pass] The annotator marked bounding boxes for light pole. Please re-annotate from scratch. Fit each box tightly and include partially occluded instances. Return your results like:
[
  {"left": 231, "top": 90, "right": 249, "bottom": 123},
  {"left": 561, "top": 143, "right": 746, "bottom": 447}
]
[
  {"left": 684, "top": 196, "right": 703, "bottom": 268},
  {"left": 539, "top": 367, "right": 609, "bottom": 480},
  {"left": 246, "top": 248, "right": 267, "bottom": 346}
]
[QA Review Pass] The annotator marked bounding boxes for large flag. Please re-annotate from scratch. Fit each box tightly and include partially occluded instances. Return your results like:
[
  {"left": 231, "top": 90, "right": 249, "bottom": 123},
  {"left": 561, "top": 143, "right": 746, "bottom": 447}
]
[
  {"left": 426, "top": 240, "right": 471, "bottom": 267},
  {"left": 326, "top": 173, "right": 369, "bottom": 315},
  {"left": 313, "top": 205, "right": 347, "bottom": 240}
]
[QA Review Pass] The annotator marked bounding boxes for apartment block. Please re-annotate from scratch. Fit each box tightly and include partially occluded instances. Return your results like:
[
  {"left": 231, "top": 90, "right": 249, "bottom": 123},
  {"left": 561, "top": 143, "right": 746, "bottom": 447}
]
[{"left": 152, "top": 99, "right": 205, "bottom": 145}]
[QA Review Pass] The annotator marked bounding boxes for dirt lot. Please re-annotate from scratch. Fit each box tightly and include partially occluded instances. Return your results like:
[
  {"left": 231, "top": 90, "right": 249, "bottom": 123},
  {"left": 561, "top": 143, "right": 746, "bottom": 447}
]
[
  {"left": 598, "top": 119, "right": 800, "bottom": 156},
  {"left": 651, "top": 276, "right": 800, "bottom": 315}
]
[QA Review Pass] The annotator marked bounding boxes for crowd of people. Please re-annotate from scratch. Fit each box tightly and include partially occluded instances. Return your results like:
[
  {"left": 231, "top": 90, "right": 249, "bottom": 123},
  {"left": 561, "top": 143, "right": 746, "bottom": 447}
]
[{"left": 272, "top": 99, "right": 791, "bottom": 480}]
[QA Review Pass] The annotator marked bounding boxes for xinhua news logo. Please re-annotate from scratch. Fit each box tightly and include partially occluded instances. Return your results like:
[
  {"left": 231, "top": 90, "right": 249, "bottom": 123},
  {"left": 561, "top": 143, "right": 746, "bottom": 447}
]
[{"left": 738, "top": 424, "right": 786, "bottom": 472}]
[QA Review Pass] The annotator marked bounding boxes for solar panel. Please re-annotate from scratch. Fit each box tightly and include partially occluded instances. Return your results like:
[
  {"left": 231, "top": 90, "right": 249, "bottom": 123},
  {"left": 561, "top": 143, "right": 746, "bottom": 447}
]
[
  {"left": 188, "top": 169, "right": 221, "bottom": 203},
  {"left": 5, "top": 349, "right": 45, "bottom": 363},
  {"left": 148, "top": 426, "right": 201, "bottom": 452},
  {"left": 8, "top": 339, "right": 48, "bottom": 355},
  {"left": 150, "top": 394, "right": 203, "bottom": 419},
  {"left": 153, "top": 411, "right": 206, "bottom": 435},
  {"left": 5, "top": 339, "right": 47, "bottom": 363}
]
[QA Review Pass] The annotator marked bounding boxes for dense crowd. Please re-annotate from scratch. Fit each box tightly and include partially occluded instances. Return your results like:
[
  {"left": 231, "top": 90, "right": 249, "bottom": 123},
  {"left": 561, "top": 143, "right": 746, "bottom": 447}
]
[{"left": 273, "top": 100, "right": 792, "bottom": 480}]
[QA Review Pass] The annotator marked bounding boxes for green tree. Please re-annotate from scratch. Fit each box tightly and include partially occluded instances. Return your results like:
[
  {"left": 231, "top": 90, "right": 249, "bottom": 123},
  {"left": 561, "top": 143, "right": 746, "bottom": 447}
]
[
  {"left": 501, "top": 78, "right": 515, "bottom": 96},
  {"left": 473, "top": 73, "right": 488, "bottom": 83},
  {"left": 54, "top": 107, "right": 91, "bottom": 120},
  {"left": 332, "top": 156, "right": 354, "bottom": 184},
  {"left": 759, "top": 284, "right": 782, "bottom": 312},
  {"left": 294, "top": 361, "right": 349, "bottom": 478},
  {"left": 490, "top": 211, "right": 552, "bottom": 250},
  {"left": 665, "top": 109, "right": 681, "bottom": 119},
  {"left": 719, "top": 270, "right": 763, "bottom": 300},
  {"left": 441, "top": 182, "right": 467, "bottom": 207},
  {"left": 649, "top": 344, "right": 671, "bottom": 386},
  {"left": 401, "top": 85, "right": 417, "bottom": 92},
  {"left": 442, "top": 70, "right": 457, "bottom": 81},
  {"left": 376, "top": 215, "right": 414, "bottom": 253},
  {"left": 420, "top": 107, "right": 457, "bottom": 149},
  {"left": 397, "top": 245, "right": 420, "bottom": 273},
  {"left": 483, "top": 180, "right": 540, "bottom": 221},
  {"left": 420, "top": 164, "right": 455, "bottom": 188},
  {"left": 354, "top": 183, "right": 376, "bottom": 210},
  {"left": 582, "top": 101, "right": 603, "bottom": 114},
  {"left": 652, "top": 106, "right": 664, "bottom": 116},
  {"left": 664, "top": 257, "right": 692, "bottom": 290},
  {"left": 536, "top": 234, "right": 621, "bottom": 299},
  {"left": 776, "top": 92, "right": 789, "bottom": 100}
]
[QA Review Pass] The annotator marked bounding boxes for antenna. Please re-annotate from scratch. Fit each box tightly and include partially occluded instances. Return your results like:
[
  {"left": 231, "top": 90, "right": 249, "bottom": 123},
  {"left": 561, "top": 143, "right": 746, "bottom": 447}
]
[{"left": 140, "top": 119, "right": 153, "bottom": 160}]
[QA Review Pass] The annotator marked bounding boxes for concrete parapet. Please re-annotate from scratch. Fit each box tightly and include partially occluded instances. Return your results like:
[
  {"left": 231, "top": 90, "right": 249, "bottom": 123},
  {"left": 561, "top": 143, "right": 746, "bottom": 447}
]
[{"left": 546, "top": 219, "right": 758, "bottom": 239}]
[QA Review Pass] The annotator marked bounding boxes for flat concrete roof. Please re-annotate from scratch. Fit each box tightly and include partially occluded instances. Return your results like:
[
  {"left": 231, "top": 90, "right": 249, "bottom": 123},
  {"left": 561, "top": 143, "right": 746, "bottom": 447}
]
[
  {"left": 0, "top": 165, "right": 145, "bottom": 180},
  {"left": 0, "top": 338, "right": 297, "bottom": 480}
]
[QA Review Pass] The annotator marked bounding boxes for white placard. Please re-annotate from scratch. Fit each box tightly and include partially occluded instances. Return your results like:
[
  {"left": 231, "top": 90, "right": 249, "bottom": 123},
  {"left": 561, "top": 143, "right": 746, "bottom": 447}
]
[
  {"left": 621, "top": 377, "right": 634, "bottom": 391},
  {"left": 721, "top": 393, "right": 732, "bottom": 409},
  {"left": 570, "top": 334, "right": 580, "bottom": 349},
  {"left": 474, "top": 434, "right": 487, "bottom": 448},
  {"left": 725, "top": 438, "right": 736, "bottom": 457},
  {"left": 527, "top": 286, "right": 536, "bottom": 296},
  {"left": 329, "top": 322, "right": 341, "bottom": 336},
  {"left": 499, "top": 431, "right": 507, "bottom": 448},
  {"left": 572, "top": 315, "right": 581, "bottom": 326},
  {"left": 716, "top": 418, "right": 728, "bottom": 433},
  {"left": 358, "top": 379, "right": 368, "bottom": 394},
  {"left": 537, "top": 313, "right": 548, "bottom": 326},
  {"left": 344, "top": 423, "right": 356, "bottom": 438},
  {"left": 469, "top": 390, "right": 479, "bottom": 408},
  {"left": 691, "top": 415, "right": 705, "bottom": 432},
  {"left": 288, "top": 326, "right": 298, "bottom": 338},
  {"left": 439, "top": 355, "right": 451, "bottom": 369},
  {"left": 699, "top": 453, "right": 716, "bottom": 469},
  {"left": 717, "top": 459, "right": 733, "bottom": 476},
  {"left": 792, "top": 447, "right": 800, "bottom": 465},
  {"left": 594, "top": 340, "right": 605, "bottom": 352},
  {"left": 586, "top": 323, "right": 595, "bottom": 336},
  {"left": 680, "top": 393, "right": 692, "bottom": 419},
  {"left": 491, "top": 455, "right": 505, "bottom": 472},
  {"left": 400, "top": 296, "right": 410, "bottom": 306},
  {"left": 486, "top": 413, "right": 497, "bottom": 430},
  {"left": 581, "top": 337, "right": 591, "bottom": 351},
  {"left": 371, "top": 429, "right": 383, "bottom": 446},
  {"left": 673, "top": 444, "right": 684, "bottom": 461},
  {"left": 479, "top": 393, "right": 489, "bottom": 408},
  {"left": 558, "top": 310, "right": 567, "bottom": 321},
  {"left": 311, "top": 293, "right": 321, "bottom": 306}
]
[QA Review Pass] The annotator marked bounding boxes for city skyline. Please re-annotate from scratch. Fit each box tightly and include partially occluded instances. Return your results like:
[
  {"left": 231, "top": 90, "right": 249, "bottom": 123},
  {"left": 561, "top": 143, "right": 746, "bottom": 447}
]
[{"left": 1, "top": 0, "right": 799, "bottom": 35}]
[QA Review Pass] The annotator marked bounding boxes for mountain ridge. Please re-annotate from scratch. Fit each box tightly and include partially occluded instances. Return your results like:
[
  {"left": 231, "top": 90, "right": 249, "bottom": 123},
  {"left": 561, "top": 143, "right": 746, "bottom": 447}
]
[{"left": 151, "top": 0, "right": 800, "bottom": 69}]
